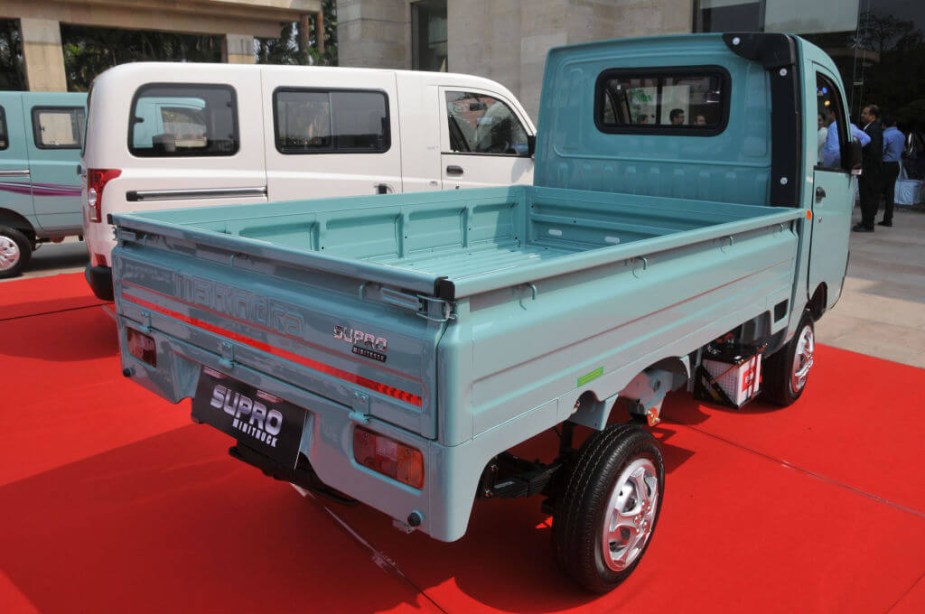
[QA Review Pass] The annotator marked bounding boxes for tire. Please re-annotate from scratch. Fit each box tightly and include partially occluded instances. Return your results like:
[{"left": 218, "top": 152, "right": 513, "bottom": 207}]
[
  {"left": 763, "top": 311, "right": 815, "bottom": 406},
  {"left": 553, "top": 423, "right": 664, "bottom": 594},
  {"left": 0, "top": 226, "right": 32, "bottom": 279}
]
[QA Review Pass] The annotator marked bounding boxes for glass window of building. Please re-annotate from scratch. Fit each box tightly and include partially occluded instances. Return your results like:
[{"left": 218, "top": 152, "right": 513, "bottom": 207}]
[
  {"left": 412, "top": 0, "right": 448, "bottom": 71},
  {"left": 695, "top": 0, "right": 925, "bottom": 136}
]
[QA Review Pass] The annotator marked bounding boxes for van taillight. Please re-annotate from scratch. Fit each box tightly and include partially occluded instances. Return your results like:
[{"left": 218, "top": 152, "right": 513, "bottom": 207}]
[
  {"left": 87, "top": 169, "right": 122, "bottom": 223},
  {"left": 353, "top": 426, "right": 424, "bottom": 489}
]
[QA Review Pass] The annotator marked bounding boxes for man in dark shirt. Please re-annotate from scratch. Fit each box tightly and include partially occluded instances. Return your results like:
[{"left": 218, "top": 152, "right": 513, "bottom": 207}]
[{"left": 853, "top": 104, "right": 883, "bottom": 232}]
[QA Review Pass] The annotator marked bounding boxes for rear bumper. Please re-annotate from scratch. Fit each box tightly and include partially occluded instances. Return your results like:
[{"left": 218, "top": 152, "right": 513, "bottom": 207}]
[{"left": 85, "top": 264, "right": 114, "bottom": 301}]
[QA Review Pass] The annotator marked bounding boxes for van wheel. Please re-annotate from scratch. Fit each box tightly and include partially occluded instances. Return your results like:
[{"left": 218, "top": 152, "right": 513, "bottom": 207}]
[
  {"left": 553, "top": 423, "right": 664, "bottom": 593},
  {"left": 0, "top": 226, "right": 31, "bottom": 279},
  {"left": 763, "top": 311, "right": 814, "bottom": 406}
]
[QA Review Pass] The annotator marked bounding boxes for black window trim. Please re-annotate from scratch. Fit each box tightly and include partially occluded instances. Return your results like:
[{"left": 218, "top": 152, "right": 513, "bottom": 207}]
[
  {"left": 0, "top": 105, "right": 7, "bottom": 151},
  {"left": 594, "top": 65, "right": 732, "bottom": 137},
  {"left": 31, "top": 105, "right": 86, "bottom": 150},
  {"left": 128, "top": 82, "right": 240, "bottom": 158},
  {"left": 272, "top": 87, "right": 392, "bottom": 155}
]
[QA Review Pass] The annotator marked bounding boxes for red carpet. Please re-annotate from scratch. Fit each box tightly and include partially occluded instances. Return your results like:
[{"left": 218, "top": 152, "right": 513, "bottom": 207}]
[
  {"left": 0, "top": 273, "right": 104, "bottom": 321},
  {"left": 2, "top": 274, "right": 924, "bottom": 613}
]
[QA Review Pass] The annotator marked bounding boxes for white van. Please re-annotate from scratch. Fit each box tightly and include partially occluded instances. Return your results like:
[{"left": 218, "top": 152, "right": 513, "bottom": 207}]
[{"left": 82, "top": 62, "right": 537, "bottom": 299}]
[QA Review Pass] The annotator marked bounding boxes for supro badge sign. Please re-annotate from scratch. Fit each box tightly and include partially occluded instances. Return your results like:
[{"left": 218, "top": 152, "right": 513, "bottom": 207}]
[{"left": 192, "top": 368, "right": 306, "bottom": 466}]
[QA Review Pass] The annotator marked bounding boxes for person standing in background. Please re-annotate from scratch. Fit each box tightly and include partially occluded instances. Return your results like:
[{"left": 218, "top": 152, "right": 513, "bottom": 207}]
[
  {"left": 853, "top": 104, "right": 883, "bottom": 232},
  {"left": 880, "top": 114, "right": 904, "bottom": 227},
  {"left": 817, "top": 113, "right": 828, "bottom": 163}
]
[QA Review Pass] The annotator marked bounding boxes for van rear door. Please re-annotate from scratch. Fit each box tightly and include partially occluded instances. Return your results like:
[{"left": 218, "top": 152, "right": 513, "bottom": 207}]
[
  {"left": 262, "top": 68, "right": 403, "bottom": 199},
  {"left": 0, "top": 96, "right": 34, "bottom": 223}
]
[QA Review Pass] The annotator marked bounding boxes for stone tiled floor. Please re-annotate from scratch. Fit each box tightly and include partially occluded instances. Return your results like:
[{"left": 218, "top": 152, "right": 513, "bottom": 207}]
[{"left": 816, "top": 204, "right": 925, "bottom": 368}]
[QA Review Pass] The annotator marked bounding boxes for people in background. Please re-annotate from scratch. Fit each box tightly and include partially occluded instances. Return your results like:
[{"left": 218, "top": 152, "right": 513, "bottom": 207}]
[
  {"left": 853, "top": 104, "right": 883, "bottom": 233},
  {"left": 669, "top": 108, "right": 685, "bottom": 125},
  {"left": 880, "top": 113, "right": 904, "bottom": 227},
  {"left": 695, "top": 114, "right": 707, "bottom": 126}
]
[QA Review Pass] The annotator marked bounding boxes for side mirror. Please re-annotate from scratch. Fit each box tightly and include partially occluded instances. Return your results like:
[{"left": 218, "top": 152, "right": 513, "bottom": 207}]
[
  {"left": 848, "top": 138, "right": 863, "bottom": 176},
  {"left": 527, "top": 134, "right": 536, "bottom": 158}
]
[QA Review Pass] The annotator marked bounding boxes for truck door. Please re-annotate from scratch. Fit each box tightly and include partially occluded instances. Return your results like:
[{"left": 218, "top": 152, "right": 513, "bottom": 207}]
[
  {"left": 0, "top": 97, "right": 35, "bottom": 226},
  {"left": 264, "top": 71, "right": 402, "bottom": 199},
  {"left": 440, "top": 88, "right": 534, "bottom": 188},
  {"left": 809, "top": 69, "right": 853, "bottom": 309},
  {"left": 24, "top": 96, "right": 84, "bottom": 232}
]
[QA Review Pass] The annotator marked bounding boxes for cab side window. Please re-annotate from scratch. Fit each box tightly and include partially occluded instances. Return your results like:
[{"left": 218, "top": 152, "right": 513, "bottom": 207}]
[
  {"left": 817, "top": 74, "right": 849, "bottom": 170},
  {"left": 129, "top": 84, "right": 238, "bottom": 157},
  {"left": 445, "top": 91, "right": 529, "bottom": 155},
  {"left": 0, "top": 106, "right": 7, "bottom": 150},
  {"left": 274, "top": 89, "right": 389, "bottom": 154},
  {"left": 32, "top": 107, "right": 85, "bottom": 149}
]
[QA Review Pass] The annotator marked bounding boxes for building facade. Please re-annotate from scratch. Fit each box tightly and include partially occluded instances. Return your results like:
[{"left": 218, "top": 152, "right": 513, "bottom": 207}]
[
  {"left": 1, "top": 0, "right": 323, "bottom": 91},
  {"left": 339, "top": 0, "right": 925, "bottom": 125}
]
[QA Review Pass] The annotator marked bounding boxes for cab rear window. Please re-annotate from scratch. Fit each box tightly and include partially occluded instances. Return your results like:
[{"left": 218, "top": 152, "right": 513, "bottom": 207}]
[
  {"left": 596, "top": 67, "right": 730, "bottom": 135},
  {"left": 129, "top": 84, "right": 238, "bottom": 157}
]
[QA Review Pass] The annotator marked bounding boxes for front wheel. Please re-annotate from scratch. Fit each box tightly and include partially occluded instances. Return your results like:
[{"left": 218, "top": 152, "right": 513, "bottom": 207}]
[
  {"left": 553, "top": 424, "right": 664, "bottom": 593},
  {"left": 763, "top": 311, "right": 815, "bottom": 406},
  {"left": 0, "top": 226, "right": 32, "bottom": 279}
]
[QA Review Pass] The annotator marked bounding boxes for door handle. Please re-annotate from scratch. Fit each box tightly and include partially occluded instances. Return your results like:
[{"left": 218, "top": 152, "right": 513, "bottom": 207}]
[
  {"left": 815, "top": 186, "right": 826, "bottom": 202},
  {"left": 446, "top": 165, "right": 464, "bottom": 176},
  {"left": 375, "top": 183, "right": 392, "bottom": 194}
]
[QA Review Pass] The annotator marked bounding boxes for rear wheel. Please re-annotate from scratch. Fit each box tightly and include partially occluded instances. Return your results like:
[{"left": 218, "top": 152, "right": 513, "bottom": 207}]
[
  {"left": 0, "top": 226, "right": 32, "bottom": 279},
  {"left": 763, "top": 311, "right": 815, "bottom": 406},
  {"left": 553, "top": 423, "right": 664, "bottom": 593}
]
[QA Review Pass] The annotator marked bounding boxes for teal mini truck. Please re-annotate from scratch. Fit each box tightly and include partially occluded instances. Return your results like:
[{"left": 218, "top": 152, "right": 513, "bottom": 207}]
[
  {"left": 0, "top": 92, "right": 86, "bottom": 278},
  {"left": 111, "top": 33, "right": 857, "bottom": 593}
]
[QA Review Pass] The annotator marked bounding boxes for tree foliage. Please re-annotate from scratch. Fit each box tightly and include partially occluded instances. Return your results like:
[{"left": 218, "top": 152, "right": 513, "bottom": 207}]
[
  {"left": 255, "top": 0, "right": 337, "bottom": 66},
  {"left": 0, "top": 19, "right": 26, "bottom": 90}
]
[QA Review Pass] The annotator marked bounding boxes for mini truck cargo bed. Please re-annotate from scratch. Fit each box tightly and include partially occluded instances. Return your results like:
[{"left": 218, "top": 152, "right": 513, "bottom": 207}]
[{"left": 112, "top": 184, "right": 802, "bottom": 540}]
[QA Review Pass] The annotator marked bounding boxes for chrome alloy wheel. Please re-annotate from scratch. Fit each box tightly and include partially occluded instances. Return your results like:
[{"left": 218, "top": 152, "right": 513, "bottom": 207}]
[
  {"left": 790, "top": 324, "right": 815, "bottom": 394},
  {"left": 0, "top": 235, "right": 21, "bottom": 272},
  {"left": 601, "top": 458, "right": 659, "bottom": 572}
]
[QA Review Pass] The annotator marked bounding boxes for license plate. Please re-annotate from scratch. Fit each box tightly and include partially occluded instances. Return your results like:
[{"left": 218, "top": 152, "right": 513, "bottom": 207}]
[{"left": 192, "top": 368, "right": 306, "bottom": 466}]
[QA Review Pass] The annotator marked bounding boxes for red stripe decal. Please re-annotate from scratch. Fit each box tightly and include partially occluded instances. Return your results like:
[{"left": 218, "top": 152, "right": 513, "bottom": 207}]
[{"left": 122, "top": 293, "right": 423, "bottom": 408}]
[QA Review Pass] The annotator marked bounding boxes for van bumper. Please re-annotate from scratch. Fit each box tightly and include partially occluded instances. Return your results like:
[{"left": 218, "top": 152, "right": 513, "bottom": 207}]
[{"left": 85, "top": 264, "right": 114, "bottom": 301}]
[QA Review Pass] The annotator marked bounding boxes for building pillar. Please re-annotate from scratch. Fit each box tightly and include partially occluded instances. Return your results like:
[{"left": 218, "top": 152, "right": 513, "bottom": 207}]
[
  {"left": 224, "top": 33, "right": 255, "bottom": 64},
  {"left": 20, "top": 18, "right": 67, "bottom": 92},
  {"left": 337, "top": 0, "right": 410, "bottom": 69},
  {"left": 315, "top": 11, "right": 325, "bottom": 55}
]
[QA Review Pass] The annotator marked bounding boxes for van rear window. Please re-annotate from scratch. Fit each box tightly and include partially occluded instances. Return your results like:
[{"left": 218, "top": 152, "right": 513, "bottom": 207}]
[
  {"left": 595, "top": 67, "right": 730, "bottom": 135},
  {"left": 274, "top": 89, "right": 390, "bottom": 154},
  {"left": 129, "top": 84, "right": 238, "bottom": 157},
  {"left": 32, "top": 107, "right": 86, "bottom": 149}
]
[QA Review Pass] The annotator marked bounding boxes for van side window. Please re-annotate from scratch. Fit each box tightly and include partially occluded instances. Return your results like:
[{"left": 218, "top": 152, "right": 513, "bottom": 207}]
[
  {"left": 595, "top": 68, "right": 729, "bottom": 134},
  {"left": 0, "top": 107, "right": 7, "bottom": 150},
  {"left": 129, "top": 84, "right": 238, "bottom": 157},
  {"left": 445, "top": 92, "right": 529, "bottom": 155},
  {"left": 274, "top": 89, "right": 390, "bottom": 154},
  {"left": 32, "top": 107, "right": 86, "bottom": 149}
]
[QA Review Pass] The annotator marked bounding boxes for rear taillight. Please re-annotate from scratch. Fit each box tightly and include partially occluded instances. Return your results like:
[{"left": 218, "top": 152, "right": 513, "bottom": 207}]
[
  {"left": 126, "top": 327, "right": 156, "bottom": 366},
  {"left": 353, "top": 426, "right": 424, "bottom": 489},
  {"left": 87, "top": 168, "right": 121, "bottom": 223}
]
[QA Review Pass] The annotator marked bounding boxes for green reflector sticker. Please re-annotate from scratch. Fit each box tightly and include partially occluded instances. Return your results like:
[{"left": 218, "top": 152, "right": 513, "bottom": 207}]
[{"left": 577, "top": 367, "right": 604, "bottom": 387}]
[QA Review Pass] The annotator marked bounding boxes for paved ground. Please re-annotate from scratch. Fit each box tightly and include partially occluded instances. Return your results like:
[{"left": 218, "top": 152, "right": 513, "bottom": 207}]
[
  {"left": 815, "top": 203, "right": 925, "bottom": 368},
  {"left": 4, "top": 205, "right": 925, "bottom": 369}
]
